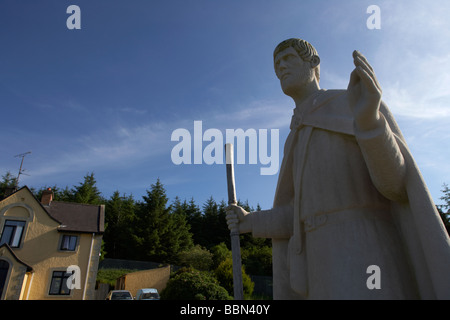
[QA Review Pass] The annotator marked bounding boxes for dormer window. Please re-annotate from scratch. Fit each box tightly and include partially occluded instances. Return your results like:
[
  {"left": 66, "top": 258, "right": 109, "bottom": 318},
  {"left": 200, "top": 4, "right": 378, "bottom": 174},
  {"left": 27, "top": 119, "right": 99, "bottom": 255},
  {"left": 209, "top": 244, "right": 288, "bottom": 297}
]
[{"left": 0, "top": 220, "right": 26, "bottom": 248}]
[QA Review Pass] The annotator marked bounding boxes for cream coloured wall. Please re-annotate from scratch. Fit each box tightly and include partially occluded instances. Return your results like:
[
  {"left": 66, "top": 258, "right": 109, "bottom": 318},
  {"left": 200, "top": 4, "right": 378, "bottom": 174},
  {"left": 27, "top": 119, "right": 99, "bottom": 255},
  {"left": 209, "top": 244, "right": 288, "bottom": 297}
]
[{"left": 118, "top": 266, "right": 171, "bottom": 298}]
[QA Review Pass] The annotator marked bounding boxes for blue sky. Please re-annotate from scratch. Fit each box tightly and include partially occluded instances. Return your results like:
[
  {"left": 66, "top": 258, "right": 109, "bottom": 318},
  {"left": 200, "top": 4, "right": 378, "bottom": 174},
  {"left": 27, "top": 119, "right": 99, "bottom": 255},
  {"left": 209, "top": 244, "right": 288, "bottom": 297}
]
[{"left": 1, "top": 0, "right": 449, "bottom": 211}]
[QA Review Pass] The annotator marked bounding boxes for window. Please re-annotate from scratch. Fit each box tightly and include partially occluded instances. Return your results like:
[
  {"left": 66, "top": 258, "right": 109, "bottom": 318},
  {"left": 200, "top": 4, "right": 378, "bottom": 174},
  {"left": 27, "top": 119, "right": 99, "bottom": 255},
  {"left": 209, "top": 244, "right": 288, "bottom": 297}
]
[
  {"left": 60, "top": 235, "right": 78, "bottom": 251},
  {"left": 0, "top": 220, "right": 26, "bottom": 248},
  {"left": 49, "top": 271, "right": 72, "bottom": 295}
]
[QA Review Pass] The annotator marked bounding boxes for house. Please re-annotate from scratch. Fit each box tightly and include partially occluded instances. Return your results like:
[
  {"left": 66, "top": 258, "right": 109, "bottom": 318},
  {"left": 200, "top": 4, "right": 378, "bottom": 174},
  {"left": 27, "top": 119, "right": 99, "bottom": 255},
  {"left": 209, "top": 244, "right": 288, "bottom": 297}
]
[{"left": 0, "top": 187, "right": 104, "bottom": 300}]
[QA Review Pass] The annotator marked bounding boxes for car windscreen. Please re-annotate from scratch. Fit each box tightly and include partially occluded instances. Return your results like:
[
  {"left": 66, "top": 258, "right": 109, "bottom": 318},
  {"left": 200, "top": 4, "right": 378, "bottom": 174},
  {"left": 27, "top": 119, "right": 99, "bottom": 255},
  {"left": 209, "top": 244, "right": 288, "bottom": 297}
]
[
  {"left": 141, "top": 292, "right": 160, "bottom": 299},
  {"left": 112, "top": 292, "right": 133, "bottom": 299}
]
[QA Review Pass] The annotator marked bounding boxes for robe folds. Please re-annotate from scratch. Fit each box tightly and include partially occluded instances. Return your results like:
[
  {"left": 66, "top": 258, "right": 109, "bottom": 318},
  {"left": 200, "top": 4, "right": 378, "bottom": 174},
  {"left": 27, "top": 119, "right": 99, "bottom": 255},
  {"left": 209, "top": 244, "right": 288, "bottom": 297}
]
[{"left": 251, "top": 89, "right": 450, "bottom": 299}]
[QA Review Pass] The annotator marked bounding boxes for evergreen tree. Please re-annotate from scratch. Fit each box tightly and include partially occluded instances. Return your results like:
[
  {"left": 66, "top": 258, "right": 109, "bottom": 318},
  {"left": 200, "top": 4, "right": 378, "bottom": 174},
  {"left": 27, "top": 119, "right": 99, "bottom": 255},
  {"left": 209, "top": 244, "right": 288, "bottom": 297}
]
[
  {"left": 0, "top": 172, "right": 18, "bottom": 199},
  {"left": 104, "top": 191, "right": 136, "bottom": 259},
  {"left": 186, "top": 198, "right": 204, "bottom": 245},
  {"left": 200, "top": 197, "right": 229, "bottom": 249},
  {"left": 133, "top": 179, "right": 192, "bottom": 263},
  {"left": 56, "top": 186, "right": 75, "bottom": 202},
  {"left": 165, "top": 207, "right": 194, "bottom": 261},
  {"left": 34, "top": 185, "right": 73, "bottom": 203},
  {"left": 35, "top": 173, "right": 103, "bottom": 204},
  {"left": 171, "top": 196, "right": 188, "bottom": 215},
  {"left": 438, "top": 183, "right": 450, "bottom": 235},
  {"left": 440, "top": 183, "right": 450, "bottom": 211},
  {"left": 71, "top": 172, "right": 103, "bottom": 204},
  {"left": 172, "top": 197, "right": 208, "bottom": 248}
]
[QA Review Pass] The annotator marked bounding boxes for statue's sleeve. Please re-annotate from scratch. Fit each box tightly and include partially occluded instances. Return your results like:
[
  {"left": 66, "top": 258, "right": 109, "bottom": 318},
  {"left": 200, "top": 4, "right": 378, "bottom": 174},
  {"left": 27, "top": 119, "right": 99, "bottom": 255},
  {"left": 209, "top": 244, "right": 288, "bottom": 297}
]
[
  {"left": 354, "top": 101, "right": 408, "bottom": 202},
  {"left": 250, "top": 205, "right": 293, "bottom": 239}
]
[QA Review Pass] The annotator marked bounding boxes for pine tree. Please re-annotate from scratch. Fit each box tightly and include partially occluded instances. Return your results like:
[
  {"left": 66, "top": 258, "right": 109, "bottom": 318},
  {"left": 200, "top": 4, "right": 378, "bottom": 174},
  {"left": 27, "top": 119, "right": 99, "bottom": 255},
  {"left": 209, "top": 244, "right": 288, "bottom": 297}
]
[
  {"left": 34, "top": 185, "right": 73, "bottom": 203},
  {"left": 104, "top": 191, "right": 136, "bottom": 259},
  {"left": 186, "top": 198, "right": 203, "bottom": 245},
  {"left": 0, "top": 172, "right": 18, "bottom": 199},
  {"left": 199, "top": 197, "right": 229, "bottom": 249},
  {"left": 438, "top": 183, "right": 450, "bottom": 235},
  {"left": 172, "top": 197, "right": 205, "bottom": 248},
  {"left": 133, "top": 179, "right": 192, "bottom": 263},
  {"left": 71, "top": 172, "right": 103, "bottom": 204}
]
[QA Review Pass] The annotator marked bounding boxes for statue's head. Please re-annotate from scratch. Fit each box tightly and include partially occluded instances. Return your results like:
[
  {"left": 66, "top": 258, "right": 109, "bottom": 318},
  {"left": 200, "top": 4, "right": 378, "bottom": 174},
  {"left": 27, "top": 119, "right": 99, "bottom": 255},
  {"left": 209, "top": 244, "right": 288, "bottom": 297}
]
[{"left": 273, "top": 38, "right": 321, "bottom": 95}]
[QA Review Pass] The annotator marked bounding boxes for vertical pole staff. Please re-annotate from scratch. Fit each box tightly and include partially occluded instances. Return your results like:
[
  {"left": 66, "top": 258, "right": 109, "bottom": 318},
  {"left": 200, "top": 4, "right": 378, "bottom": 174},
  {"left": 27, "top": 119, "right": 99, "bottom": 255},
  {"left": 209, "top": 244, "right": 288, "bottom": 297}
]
[{"left": 225, "top": 143, "right": 244, "bottom": 300}]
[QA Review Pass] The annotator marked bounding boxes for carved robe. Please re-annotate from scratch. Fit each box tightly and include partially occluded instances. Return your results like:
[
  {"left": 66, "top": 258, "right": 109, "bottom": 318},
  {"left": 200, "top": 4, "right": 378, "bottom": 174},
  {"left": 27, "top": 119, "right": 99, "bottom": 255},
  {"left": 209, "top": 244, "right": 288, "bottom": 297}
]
[{"left": 251, "top": 89, "right": 450, "bottom": 299}]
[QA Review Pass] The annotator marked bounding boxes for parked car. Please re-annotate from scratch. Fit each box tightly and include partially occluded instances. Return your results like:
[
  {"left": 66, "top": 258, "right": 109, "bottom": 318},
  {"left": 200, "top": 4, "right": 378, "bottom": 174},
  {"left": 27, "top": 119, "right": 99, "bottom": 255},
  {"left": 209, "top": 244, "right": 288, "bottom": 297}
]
[
  {"left": 105, "top": 290, "right": 134, "bottom": 300},
  {"left": 135, "top": 288, "right": 160, "bottom": 300}
]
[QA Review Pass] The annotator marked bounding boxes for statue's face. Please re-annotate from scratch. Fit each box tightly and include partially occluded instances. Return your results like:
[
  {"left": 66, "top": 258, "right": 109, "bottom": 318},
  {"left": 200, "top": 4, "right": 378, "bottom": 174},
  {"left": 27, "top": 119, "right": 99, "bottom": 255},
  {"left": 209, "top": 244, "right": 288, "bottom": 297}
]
[{"left": 274, "top": 47, "right": 315, "bottom": 97}]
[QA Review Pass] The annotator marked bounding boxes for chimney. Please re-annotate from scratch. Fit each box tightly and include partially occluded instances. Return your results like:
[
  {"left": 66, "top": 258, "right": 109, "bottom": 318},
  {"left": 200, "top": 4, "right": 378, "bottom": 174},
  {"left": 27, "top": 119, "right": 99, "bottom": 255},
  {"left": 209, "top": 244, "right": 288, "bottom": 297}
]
[{"left": 41, "top": 188, "right": 54, "bottom": 206}]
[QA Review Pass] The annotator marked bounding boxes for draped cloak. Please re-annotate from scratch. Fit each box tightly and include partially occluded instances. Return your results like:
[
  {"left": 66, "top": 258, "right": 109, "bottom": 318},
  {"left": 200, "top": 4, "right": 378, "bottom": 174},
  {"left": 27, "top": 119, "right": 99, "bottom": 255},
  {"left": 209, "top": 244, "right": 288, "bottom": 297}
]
[{"left": 251, "top": 89, "right": 450, "bottom": 299}]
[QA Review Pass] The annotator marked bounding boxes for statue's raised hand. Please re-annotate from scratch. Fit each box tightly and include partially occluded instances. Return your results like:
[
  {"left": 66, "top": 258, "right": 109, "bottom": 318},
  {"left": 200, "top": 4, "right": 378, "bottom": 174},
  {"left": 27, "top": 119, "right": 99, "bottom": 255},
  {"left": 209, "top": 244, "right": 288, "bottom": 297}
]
[{"left": 347, "top": 50, "right": 383, "bottom": 132}]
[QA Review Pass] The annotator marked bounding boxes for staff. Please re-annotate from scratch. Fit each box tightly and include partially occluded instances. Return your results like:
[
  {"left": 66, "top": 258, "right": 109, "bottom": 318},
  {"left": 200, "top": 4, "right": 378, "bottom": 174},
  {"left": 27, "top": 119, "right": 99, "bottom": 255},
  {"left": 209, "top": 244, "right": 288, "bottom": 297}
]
[{"left": 225, "top": 143, "right": 244, "bottom": 300}]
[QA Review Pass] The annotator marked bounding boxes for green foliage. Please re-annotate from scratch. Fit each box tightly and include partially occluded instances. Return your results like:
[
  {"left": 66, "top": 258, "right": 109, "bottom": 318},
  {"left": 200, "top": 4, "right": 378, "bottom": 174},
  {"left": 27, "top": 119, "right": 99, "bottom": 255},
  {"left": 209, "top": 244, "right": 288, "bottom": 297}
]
[
  {"left": 210, "top": 242, "right": 232, "bottom": 269},
  {"left": 438, "top": 183, "right": 450, "bottom": 235},
  {"left": 0, "top": 172, "right": 17, "bottom": 199},
  {"left": 194, "top": 197, "right": 229, "bottom": 249},
  {"left": 103, "top": 191, "right": 136, "bottom": 259},
  {"left": 214, "top": 257, "right": 254, "bottom": 299},
  {"left": 71, "top": 172, "right": 103, "bottom": 204},
  {"left": 172, "top": 197, "right": 204, "bottom": 246},
  {"left": 132, "top": 179, "right": 193, "bottom": 263},
  {"left": 177, "top": 245, "right": 213, "bottom": 271},
  {"left": 441, "top": 183, "right": 450, "bottom": 209},
  {"left": 160, "top": 268, "right": 231, "bottom": 300},
  {"left": 34, "top": 172, "right": 103, "bottom": 204},
  {"left": 439, "top": 209, "right": 450, "bottom": 235},
  {"left": 96, "top": 268, "right": 137, "bottom": 287},
  {"left": 7, "top": 169, "right": 275, "bottom": 283},
  {"left": 242, "top": 245, "right": 272, "bottom": 276},
  {"left": 11, "top": 168, "right": 450, "bottom": 300}
]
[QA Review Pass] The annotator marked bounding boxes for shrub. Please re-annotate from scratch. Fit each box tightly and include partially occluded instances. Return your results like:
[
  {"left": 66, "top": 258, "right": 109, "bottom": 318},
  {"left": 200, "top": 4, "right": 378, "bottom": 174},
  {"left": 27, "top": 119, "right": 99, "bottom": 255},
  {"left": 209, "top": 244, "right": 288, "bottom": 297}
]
[
  {"left": 242, "top": 245, "right": 272, "bottom": 276},
  {"left": 210, "top": 242, "right": 232, "bottom": 269},
  {"left": 160, "top": 267, "right": 231, "bottom": 300},
  {"left": 214, "top": 257, "right": 254, "bottom": 299},
  {"left": 177, "top": 245, "right": 213, "bottom": 271}
]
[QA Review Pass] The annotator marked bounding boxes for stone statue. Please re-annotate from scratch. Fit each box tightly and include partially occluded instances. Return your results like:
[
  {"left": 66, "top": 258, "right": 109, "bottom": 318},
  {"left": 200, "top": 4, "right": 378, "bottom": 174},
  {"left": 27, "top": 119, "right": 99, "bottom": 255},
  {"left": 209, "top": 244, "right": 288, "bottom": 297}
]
[{"left": 226, "top": 38, "right": 450, "bottom": 299}]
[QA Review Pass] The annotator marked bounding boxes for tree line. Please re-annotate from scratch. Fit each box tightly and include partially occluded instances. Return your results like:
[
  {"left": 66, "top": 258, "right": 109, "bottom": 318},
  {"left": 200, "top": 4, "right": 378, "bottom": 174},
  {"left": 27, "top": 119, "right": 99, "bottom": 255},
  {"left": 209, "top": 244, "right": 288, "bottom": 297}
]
[
  {"left": 2, "top": 171, "right": 450, "bottom": 278},
  {"left": 0, "top": 171, "right": 272, "bottom": 277}
]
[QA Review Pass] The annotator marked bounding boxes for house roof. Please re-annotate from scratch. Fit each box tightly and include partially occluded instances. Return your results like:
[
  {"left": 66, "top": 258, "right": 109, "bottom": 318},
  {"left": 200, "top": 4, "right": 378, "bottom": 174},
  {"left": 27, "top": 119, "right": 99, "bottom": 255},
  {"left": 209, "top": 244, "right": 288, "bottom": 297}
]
[
  {"left": 0, "top": 186, "right": 62, "bottom": 224},
  {"left": 1, "top": 186, "right": 105, "bottom": 234},
  {"left": 45, "top": 201, "right": 105, "bottom": 234}
]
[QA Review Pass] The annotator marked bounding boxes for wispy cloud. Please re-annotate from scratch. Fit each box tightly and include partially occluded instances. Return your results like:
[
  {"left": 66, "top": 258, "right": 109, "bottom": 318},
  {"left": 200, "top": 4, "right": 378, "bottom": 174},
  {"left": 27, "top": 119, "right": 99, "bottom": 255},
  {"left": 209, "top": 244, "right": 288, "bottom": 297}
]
[
  {"left": 25, "top": 96, "right": 291, "bottom": 179},
  {"left": 372, "top": 1, "right": 450, "bottom": 120},
  {"left": 118, "top": 107, "right": 148, "bottom": 115},
  {"left": 210, "top": 99, "right": 292, "bottom": 131}
]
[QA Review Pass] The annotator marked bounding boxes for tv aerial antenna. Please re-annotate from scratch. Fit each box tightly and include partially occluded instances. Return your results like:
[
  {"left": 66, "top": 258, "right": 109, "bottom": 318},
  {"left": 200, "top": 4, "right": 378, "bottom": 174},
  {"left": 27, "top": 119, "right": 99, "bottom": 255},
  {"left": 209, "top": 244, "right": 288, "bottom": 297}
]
[{"left": 14, "top": 151, "right": 31, "bottom": 186}]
